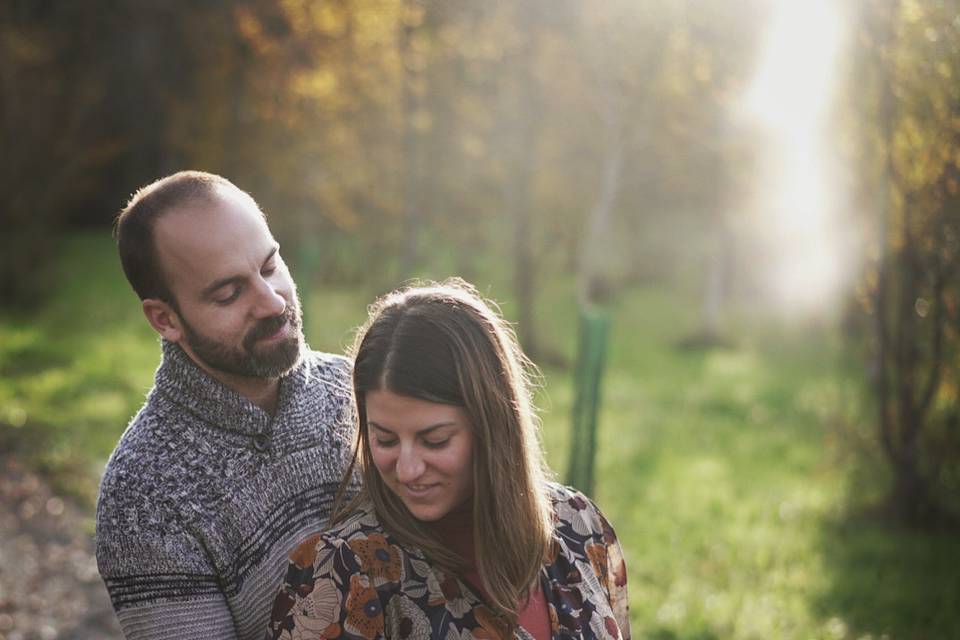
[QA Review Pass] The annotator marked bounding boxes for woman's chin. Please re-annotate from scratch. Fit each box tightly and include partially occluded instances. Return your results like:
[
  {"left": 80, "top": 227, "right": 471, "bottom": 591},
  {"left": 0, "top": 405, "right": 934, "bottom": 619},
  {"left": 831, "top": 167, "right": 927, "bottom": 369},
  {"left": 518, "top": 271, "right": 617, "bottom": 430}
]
[{"left": 406, "top": 503, "right": 447, "bottom": 522}]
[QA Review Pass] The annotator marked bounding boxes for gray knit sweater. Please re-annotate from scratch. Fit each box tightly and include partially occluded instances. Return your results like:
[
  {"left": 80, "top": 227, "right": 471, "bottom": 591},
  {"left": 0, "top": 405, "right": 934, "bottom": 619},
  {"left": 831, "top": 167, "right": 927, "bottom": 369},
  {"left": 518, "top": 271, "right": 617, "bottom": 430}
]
[{"left": 96, "top": 340, "right": 355, "bottom": 640}]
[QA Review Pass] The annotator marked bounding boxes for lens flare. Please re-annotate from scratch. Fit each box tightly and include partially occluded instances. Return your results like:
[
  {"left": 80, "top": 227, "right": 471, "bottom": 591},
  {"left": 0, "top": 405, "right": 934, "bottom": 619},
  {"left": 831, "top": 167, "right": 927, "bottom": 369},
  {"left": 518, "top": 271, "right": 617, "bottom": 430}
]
[{"left": 740, "top": 0, "right": 852, "bottom": 316}]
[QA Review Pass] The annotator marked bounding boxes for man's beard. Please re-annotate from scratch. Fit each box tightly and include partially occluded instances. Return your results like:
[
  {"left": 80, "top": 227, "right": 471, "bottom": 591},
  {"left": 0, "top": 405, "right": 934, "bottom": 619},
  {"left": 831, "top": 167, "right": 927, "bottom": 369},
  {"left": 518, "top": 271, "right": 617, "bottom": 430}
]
[{"left": 180, "top": 300, "right": 305, "bottom": 379}]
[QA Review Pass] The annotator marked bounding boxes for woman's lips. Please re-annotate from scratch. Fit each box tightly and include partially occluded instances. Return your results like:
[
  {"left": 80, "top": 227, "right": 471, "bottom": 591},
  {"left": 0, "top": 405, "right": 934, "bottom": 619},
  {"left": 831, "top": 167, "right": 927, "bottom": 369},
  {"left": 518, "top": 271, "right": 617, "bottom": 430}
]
[{"left": 401, "top": 482, "right": 440, "bottom": 499}]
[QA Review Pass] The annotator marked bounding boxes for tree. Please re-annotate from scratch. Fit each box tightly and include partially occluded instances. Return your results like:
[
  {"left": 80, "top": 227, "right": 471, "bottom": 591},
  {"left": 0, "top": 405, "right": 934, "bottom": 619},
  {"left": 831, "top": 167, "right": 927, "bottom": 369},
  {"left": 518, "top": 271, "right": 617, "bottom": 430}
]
[
  {"left": 0, "top": 3, "right": 121, "bottom": 307},
  {"left": 854, "top": 0, "right": 960, "bottom": 526}
]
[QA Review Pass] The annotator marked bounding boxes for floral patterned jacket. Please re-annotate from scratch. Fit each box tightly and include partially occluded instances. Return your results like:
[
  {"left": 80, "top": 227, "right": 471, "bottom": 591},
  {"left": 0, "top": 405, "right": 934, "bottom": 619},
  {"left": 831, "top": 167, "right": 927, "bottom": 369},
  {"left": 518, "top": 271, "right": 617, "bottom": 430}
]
[{"left": 265, "top": 483, "right": 630, "bottom": 640}]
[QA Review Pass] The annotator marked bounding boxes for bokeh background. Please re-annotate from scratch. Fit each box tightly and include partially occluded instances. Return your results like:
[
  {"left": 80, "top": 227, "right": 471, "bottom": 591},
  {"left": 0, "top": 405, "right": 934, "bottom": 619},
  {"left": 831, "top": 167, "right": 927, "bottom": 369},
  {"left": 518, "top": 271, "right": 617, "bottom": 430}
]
[{"left": 2, "top": 0, "right": 960, "bottom": 638}]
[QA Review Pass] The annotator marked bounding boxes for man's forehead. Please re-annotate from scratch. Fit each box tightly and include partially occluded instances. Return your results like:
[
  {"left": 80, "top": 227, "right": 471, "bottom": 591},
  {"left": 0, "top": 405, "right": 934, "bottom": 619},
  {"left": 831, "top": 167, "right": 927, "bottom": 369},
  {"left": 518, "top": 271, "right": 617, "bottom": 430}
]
[
  {"left": 153, "top": 197, "right": 274, "bottom": 292},
  {"left": 168, "top": 189, "right": 262, "bottom": 224}
]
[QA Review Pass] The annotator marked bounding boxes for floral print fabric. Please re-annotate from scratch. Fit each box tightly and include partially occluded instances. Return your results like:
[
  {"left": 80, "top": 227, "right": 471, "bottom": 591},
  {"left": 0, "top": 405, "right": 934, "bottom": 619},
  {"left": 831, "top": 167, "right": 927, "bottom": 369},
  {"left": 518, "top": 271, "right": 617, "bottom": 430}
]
[{"left": 265, "top": 484, "right": 630, "bottom": 640}]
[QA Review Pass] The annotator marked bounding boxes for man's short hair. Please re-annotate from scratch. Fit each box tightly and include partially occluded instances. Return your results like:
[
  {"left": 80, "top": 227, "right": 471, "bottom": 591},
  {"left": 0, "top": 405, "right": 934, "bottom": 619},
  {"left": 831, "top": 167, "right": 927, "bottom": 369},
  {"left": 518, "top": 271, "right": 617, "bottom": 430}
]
[{"left": 115, "top": 171, "right": 260, "bottom": 303}]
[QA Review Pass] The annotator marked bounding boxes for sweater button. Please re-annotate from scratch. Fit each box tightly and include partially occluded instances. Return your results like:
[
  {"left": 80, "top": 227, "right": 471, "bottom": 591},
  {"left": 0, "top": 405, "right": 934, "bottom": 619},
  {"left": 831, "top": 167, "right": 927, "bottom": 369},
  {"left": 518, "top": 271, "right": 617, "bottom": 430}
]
[{"left": 252, "top": 434, "right": 270, "bottom": 452}]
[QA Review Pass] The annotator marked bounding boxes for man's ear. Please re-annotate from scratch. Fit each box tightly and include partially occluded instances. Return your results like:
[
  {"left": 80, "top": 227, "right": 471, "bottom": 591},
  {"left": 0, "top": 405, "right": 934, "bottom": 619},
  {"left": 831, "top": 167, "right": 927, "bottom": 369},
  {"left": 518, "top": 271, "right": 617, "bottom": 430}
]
[{"left": 142, "top": 298, "right": 184, "bottom": 342}]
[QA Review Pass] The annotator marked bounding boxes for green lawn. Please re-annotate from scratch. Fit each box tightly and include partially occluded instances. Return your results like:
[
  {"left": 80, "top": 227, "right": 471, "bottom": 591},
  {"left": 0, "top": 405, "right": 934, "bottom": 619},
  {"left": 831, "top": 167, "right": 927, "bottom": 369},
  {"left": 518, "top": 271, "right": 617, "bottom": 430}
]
[{"left": 2, "top": 232, "right": 957, "bottom": 639}]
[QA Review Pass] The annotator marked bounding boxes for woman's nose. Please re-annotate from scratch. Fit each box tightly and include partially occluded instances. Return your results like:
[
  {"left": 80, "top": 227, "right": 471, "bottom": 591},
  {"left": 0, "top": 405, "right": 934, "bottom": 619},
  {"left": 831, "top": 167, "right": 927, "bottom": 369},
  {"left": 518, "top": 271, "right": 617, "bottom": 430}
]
[{"left": 396, "top": 445, "right": 425, "bottom": 483}]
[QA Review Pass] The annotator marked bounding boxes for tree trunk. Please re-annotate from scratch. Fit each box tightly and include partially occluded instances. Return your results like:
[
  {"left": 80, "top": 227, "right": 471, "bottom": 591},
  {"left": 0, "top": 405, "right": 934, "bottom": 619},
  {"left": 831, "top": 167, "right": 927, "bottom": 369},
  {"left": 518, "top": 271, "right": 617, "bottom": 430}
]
[
  {"left": 870, "top": 0, "right": 958, "bottom": 527},
  {"left": 578, "top": 120, "right": 625, "bottom": 305},
  {"left": 399, "top": 6, "right": 425, "bottom": 278},
  {"left": 498, "top": 27, "right": 544, "bottom": 359}
]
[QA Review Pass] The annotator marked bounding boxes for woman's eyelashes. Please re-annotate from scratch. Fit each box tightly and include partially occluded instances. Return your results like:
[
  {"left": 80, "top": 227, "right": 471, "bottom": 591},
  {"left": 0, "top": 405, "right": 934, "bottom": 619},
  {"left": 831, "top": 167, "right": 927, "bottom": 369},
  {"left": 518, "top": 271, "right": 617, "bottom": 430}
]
[{"left": 371, "top": 434, "right": 451, "bottom": 450}]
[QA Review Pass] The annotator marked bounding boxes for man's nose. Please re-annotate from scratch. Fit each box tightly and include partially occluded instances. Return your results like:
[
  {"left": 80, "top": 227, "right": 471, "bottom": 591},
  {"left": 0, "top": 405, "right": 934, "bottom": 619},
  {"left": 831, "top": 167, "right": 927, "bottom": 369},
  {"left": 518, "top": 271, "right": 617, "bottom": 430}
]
[
  {"left": 396, "top": 445, "right": 425, "bottom": 483},
  {"left": 252, "top": 277, "right": 287, "bottom": 318}
]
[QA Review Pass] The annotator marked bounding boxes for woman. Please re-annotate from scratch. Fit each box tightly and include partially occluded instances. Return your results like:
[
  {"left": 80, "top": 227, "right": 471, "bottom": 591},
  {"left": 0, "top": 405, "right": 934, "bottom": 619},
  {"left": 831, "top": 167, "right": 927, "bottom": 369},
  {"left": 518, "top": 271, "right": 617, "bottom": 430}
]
[{"left": 266, "top": 279, "right": 630, "bottom": 640}]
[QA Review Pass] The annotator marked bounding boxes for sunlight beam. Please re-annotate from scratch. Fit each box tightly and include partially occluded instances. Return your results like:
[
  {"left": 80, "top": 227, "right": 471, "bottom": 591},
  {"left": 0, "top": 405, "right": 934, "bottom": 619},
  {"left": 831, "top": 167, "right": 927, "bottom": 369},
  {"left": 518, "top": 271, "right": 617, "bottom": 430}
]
[{"left": 741, "top": 0, "right": 849, "bottom": 316}]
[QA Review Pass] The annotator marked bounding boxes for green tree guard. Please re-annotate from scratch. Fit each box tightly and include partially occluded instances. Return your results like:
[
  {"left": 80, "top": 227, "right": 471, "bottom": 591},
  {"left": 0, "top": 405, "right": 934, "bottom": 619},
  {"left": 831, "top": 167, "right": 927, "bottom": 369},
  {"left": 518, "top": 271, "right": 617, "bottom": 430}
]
[{"left": 566, "top": 306, "right": 610, "bottom": 497}]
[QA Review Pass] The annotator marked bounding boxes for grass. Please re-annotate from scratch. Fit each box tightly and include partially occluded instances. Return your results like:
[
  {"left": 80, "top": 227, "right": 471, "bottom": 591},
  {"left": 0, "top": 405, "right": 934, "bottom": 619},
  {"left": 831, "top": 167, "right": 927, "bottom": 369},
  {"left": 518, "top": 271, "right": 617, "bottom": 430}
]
[{"left": 2, "top": 231, "right": 958, "bottom": 639}]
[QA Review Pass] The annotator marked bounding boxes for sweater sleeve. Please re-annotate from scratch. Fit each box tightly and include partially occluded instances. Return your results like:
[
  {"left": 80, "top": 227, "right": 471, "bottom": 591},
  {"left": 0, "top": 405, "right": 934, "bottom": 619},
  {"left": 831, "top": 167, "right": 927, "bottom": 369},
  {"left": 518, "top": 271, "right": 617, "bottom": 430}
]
[
  {"left": 96, "top": 482, "right": 240, "bottom": 640},
  {"left": 113, "top": 597, "right": 237, "bottom": 640}
]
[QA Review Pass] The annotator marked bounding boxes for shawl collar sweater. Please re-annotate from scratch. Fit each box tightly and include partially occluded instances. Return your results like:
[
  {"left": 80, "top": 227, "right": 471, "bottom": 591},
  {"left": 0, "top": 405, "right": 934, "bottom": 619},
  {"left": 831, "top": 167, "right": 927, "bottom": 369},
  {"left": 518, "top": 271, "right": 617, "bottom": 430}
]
[{"left": 96, "top": 340, "right": 356, "bottom": 640}]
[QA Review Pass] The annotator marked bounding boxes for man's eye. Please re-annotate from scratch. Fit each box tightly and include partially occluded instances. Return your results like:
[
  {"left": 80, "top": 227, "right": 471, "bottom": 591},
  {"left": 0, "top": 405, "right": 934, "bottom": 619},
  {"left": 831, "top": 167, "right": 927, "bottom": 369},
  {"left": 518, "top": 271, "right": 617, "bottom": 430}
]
[{"left": 216, "top": 289, "right": 241, "bottom": 305}]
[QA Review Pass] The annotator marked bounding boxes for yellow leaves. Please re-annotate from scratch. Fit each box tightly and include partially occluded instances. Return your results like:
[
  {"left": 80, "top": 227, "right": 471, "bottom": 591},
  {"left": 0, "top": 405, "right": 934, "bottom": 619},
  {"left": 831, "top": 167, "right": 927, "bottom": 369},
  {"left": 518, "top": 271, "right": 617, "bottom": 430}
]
[
  {"left": 314, "top": 3, "right": 350, "bottom": 38},
  {"left": 880, "top": 0, "right": 960, "bottom": 219},
  {"left": 275, "top": 0, "right": 347, "bottom": 38},
  {"left": 901, "top": 0, "right": 925, "bottom": 25},
  {"left": 293, "top": 68, "right": 341, "bottom": 102},
  {"left": 402, "top": 2, "right": 426, "bottom": 29},
  {"left": 891, "top": 93, "right": 960, "bottom": 196},
  {"left": 355, "top": 2, "right": 402, "bottom": 49},
  {"left": 233, "top": 6, "right": 275, "bottom": 56},
  {"left": 410, "top": 109, "right": 432, "bottom": 133}
]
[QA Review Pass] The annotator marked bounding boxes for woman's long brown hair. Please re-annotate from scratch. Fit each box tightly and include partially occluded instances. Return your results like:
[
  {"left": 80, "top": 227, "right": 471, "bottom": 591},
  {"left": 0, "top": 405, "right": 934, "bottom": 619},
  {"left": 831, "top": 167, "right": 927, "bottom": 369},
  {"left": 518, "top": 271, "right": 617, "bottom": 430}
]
[{"left": 331, "top": 278, "right": 554, "bottom": 625}]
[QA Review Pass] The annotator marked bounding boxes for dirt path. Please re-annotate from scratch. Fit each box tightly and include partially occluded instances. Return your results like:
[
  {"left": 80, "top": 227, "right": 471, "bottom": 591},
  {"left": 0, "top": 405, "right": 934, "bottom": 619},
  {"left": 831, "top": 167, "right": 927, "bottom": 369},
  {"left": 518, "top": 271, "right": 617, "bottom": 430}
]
[{"left": 0, "top": 457, "right": 121, "bottom": 640}]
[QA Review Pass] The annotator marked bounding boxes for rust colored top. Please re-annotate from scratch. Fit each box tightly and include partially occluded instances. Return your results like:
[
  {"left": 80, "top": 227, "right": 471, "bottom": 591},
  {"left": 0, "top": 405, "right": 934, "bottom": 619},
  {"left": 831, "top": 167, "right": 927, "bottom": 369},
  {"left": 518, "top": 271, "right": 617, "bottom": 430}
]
[{"left": 426, "top": 503, "right": 551, "bottom": 639}]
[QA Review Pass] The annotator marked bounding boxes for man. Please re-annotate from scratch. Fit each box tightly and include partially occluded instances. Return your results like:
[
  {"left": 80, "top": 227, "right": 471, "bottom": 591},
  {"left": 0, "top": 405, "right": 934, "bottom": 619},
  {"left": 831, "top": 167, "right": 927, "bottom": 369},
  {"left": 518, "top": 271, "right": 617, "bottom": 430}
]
[{"left": 96, "top": 171, "right": 354, "bottom": 640}]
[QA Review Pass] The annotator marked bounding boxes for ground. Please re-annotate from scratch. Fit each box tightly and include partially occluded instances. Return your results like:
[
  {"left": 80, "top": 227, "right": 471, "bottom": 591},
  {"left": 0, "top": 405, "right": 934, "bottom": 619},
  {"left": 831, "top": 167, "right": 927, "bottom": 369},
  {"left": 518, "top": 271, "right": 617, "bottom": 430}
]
[{"left": 0, "top": 457, "right": 120, "bottom": 640}]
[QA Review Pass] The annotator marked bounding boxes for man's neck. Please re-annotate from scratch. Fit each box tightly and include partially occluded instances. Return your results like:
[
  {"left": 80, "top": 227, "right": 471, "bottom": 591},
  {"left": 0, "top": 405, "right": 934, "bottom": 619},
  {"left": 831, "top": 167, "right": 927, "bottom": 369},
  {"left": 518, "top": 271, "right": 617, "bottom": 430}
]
[{"left": 179, "top": 346, "right": 282, "bottom": 415}]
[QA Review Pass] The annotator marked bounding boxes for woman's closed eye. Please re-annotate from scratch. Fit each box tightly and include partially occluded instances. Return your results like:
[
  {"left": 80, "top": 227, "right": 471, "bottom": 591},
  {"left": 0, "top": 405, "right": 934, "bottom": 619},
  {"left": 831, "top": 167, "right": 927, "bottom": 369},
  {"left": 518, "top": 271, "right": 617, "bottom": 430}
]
[{"left": 371, "top": 434, "right": 450, "bottom": 449}]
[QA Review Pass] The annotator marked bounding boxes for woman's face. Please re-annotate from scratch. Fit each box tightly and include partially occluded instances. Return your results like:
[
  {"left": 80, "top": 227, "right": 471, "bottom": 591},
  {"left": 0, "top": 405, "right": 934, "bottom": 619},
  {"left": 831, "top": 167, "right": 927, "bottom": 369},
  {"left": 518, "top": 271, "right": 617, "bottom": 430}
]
[{"left": 365, "top": 389, "right": 475, "bottom": 522}]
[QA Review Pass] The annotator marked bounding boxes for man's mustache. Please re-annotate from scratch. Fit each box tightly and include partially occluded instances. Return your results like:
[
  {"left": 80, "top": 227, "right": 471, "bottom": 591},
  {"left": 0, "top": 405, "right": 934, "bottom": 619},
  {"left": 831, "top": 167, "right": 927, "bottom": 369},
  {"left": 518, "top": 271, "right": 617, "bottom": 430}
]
[{"left": 243, "top": 305, "right": 300, "bottom": 349}]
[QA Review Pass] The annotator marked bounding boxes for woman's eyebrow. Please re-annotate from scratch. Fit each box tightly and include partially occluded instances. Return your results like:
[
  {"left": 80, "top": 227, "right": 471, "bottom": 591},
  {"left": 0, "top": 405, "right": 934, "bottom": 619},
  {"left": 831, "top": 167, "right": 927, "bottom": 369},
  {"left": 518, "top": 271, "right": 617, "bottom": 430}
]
[{"left": 368, "top": 421, "right": 457, "bottom": 435}]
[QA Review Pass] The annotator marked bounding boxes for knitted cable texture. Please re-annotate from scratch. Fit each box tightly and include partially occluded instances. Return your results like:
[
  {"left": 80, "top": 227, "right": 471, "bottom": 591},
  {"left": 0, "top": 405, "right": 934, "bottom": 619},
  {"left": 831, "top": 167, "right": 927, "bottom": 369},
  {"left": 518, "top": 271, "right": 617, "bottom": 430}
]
[{"left": 96, "top": 340, "right": 356, "bottom": 640}]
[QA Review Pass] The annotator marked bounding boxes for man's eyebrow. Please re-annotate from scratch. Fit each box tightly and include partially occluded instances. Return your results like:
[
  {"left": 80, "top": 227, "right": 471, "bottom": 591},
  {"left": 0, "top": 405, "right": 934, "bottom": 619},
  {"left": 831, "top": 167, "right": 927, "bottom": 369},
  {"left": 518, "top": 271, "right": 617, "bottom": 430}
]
[
  {"left": 368, "top": 421, "right": 458, "bottom": 435},
  {"left": 201, "top": 246, "right": 279, "bottom": 298},
  {"left": 262, "top": 245, "right": 279, "bottom": 268}
]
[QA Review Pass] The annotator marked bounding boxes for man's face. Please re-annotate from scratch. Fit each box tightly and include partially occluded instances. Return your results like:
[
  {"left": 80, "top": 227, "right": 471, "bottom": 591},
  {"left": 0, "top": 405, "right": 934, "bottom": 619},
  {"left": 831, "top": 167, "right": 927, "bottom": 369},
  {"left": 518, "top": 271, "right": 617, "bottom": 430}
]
[{"left": 152, "top": 191, "right": 305, "bottom": 380}]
